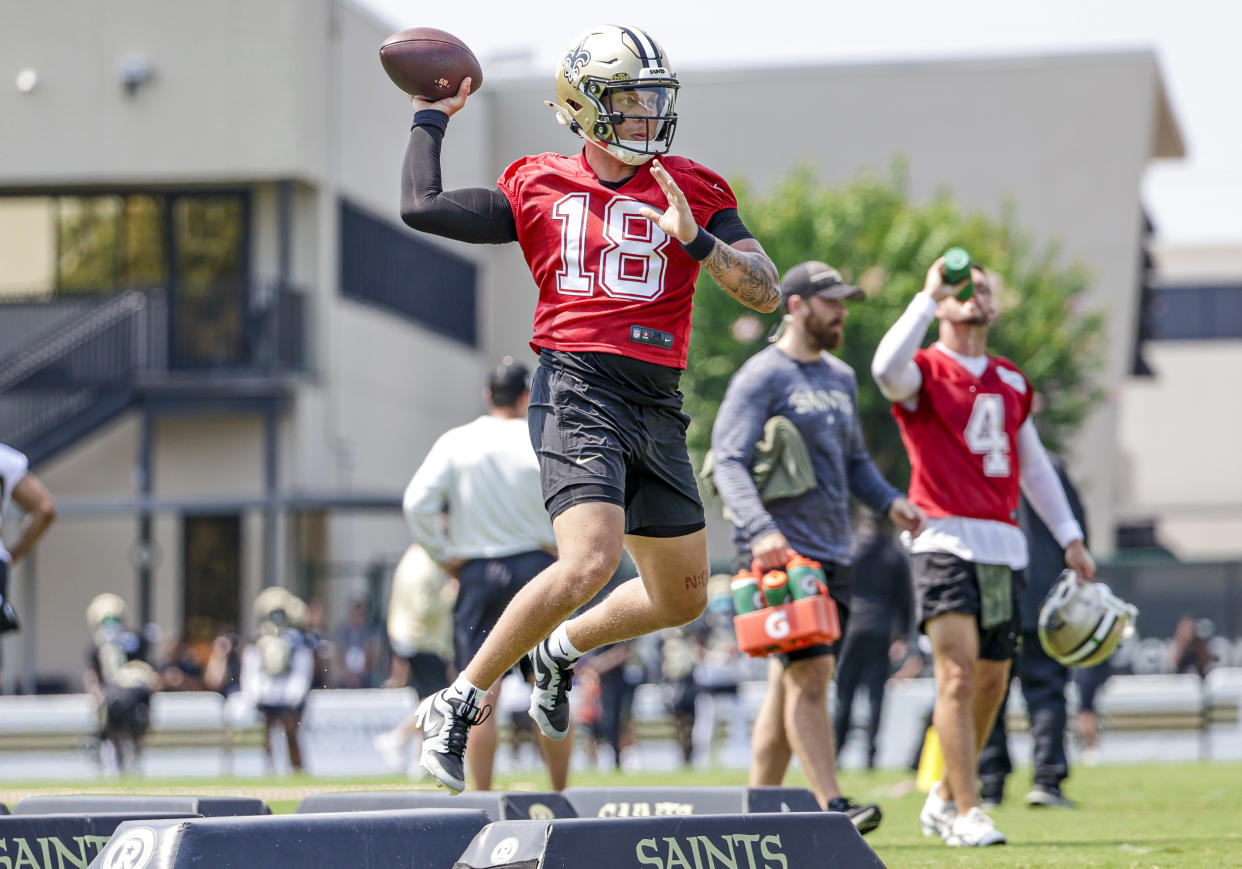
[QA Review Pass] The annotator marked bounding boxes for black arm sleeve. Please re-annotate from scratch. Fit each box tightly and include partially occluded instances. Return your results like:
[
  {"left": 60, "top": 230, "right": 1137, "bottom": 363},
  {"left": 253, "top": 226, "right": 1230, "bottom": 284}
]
[
  {"left": 400, "top": 111, "right": 518, "bottom": 244},
  {"left": 705, "top": 208, "right": 754, "bottom": 246}
]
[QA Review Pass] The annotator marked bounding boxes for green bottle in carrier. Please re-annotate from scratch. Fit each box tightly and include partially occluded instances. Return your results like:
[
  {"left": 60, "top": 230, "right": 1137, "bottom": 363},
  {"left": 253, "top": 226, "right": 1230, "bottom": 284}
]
[
  {"left": 761, "top": 570, "right": 791, "bottom": 607},
  {"left": 731, "top": 569, "right": 762, "bottom": 615},
  {"left": 786, "top": 553, "right": 827, "bottom": 599},
  {"left": 942, "top": 247, "right": 974, "bottom": 299}
]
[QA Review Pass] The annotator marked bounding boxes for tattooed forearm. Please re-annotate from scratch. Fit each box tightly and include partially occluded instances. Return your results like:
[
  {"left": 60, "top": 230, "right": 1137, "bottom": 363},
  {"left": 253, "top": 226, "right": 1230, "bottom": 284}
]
[{"left": 702, "top": 241, "right": 781, "bottom": 313}]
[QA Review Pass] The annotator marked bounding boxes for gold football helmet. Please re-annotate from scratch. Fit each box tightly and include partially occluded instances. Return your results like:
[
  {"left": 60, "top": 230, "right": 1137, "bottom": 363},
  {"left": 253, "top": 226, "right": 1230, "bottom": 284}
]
[
  {"left": 253, "top": 585, "right": 308, "bottom": 629},
  {"left": 551, "top": 24, "right": 679, "bottom": 165},
  {"left": 87, "top": 592, "right": 128, "bottom": 630},
  {"left": 1038, "top": 570, "right": 1138, "bottom": 668}
]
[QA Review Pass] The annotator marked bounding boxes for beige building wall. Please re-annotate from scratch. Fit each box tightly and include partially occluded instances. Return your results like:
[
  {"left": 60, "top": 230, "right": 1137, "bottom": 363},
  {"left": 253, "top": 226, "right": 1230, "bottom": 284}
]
[
  {"left": 1118, "top": 242, "right": 1242, "bottom": 558},
  {"left": 0, "top": 0, "right": 330, "bottom": 185}
]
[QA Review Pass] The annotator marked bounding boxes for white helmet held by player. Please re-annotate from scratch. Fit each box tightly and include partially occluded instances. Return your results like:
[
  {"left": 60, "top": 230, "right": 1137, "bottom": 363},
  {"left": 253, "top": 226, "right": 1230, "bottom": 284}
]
[
  {"left": 1038, "top": 570, "right": 1138, "bottom": 668},
  {"left": 551, "top": 24, "right": 679, "bottom": 166}
]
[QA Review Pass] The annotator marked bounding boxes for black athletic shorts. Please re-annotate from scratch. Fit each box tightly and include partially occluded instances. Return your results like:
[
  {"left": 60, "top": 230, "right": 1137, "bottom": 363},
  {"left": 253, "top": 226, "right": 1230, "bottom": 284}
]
[
  {"left": 454, "top": 549, "right": 556, "bottom": 672},
  {"left": 528, "top": 357, "right": 705, "bottom": 536},
  {"left": 913, "top": 551, "right": 1021, "bottom": 662},
  {"left": 405, "top": 651, "right": 450, "bottom": 698}
]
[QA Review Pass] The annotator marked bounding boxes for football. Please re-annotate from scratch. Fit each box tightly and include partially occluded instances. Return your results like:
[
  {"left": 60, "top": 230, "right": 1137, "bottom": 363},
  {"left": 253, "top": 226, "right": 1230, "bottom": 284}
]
[{"left": 379, "top": 27, "right": 483, "bottom": 100}]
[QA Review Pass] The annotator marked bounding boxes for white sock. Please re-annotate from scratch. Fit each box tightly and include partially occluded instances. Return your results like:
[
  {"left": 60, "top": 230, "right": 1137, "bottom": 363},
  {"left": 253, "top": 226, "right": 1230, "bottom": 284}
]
[
  {"left": 547, "top": 623, "right": 582, "bottom": 662},
  {"left": 449, "top": 674, "right": 483, "bottom": 707}
]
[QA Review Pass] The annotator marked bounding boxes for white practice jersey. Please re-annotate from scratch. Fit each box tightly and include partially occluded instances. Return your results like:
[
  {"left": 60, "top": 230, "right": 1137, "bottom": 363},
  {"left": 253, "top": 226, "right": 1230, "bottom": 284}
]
[
  {"left": 0, "top": 443, "right": 30, "bottom": 564},
  {"left": 403, "top": 415, "right": 555, "bottom": 563}
]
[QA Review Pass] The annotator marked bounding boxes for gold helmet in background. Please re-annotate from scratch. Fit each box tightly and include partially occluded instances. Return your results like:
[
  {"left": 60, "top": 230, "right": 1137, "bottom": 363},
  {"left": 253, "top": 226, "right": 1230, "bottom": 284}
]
[
  {"left": 551, "top": 24, "right": 679, "bottom": 166},
  {"left": 87, "top": 593, "right": 127, "bottom": 630},
  {"left": 1038, "top": 570, "right": 1138, "bottom": 668},
  {"left": 253, "top": 586, "right": 308, "bottom": 629}
]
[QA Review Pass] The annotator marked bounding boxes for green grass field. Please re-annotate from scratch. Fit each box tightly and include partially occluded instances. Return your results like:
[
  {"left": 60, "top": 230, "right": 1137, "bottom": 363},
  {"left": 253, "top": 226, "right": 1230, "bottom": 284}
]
[{"left": 4, "top": 762, "right": 1240, "bottom": 868}]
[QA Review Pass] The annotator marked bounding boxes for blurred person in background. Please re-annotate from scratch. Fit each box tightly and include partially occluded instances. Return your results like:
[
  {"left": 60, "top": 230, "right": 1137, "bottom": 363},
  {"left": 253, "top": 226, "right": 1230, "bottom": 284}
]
[
  {"left": 83, "top": 593, "right": 157, "bottom": 777},
  {"left": 710, "top": 261, "right": 924, "bottom": 834},
  {"left": 1072, "top": 660, "right": 1110, "bottom": 767},
  {"left": 833, "top": 510, "right": 913, "bottom": 771},
  {"left": 873, "top": 258, "right": 1095, "bottom": 847},
  {"left": 0, "top": 441, "right": 57, "bottom": 640},
  {"left": 978, "top": 454, "right": 1088, "bottom": 810},
  {"left": 333, "top": 595, "right": 380, "bottom": 689},
  {"left": 304, "top": 597, "right": 332, "bottom": 689},
  {"left": 241, "top": 587, "right": 315, "bottom": 775},
  {"left": 580, "top": 640, "right": 644, "bottom": 770},
  {"left": 373, "top": 544, "right": 457, "bottom": 777},
  {"left": 1169, "top": 614, "right": 1215, "bottom": 677},
  {"left": 382, "top": 545, "right": 455, "bottom": 695},
  {"left": 402, "top": 357, "right": 571, "bottom": 791},
  {"left": 158, "top": 634, "right": 205, "bottom": 692},
  {"left": 204, "top": 629, "right": 244, "bottom": 697}
]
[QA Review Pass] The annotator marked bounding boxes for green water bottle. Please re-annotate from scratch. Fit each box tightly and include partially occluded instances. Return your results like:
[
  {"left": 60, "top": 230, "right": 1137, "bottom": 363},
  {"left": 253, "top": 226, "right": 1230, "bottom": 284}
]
[
  {"left": 786, "top": 553, "right": 827, "bottom": 600},
  {"left": 761, "top": 570, "right": 790, "bottom": 607},
  {"left": 731, "top": 569, "right": 762, "bottom": 615},
  {"left": 942, "top": 247, "right": 974, "bottom": 300}
]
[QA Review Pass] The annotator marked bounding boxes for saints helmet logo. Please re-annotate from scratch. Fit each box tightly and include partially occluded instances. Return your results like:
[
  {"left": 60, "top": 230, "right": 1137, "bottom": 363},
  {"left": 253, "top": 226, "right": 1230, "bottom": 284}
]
[{"left": 563, "top": 40, "right": 591, "bottom": 79}]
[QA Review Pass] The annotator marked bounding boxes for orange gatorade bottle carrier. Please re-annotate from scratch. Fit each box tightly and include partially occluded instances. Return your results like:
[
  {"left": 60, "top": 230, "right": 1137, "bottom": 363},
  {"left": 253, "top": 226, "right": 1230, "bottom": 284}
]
[{"left": 732, "top": 552, "right": 841, "bottom": 657}]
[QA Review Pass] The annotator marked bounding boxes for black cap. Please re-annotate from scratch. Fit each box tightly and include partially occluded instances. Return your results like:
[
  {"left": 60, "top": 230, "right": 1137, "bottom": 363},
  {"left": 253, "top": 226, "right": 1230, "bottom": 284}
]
[
  {"left": 487, "top": 355, "right": 530, "bottom": 406},
  {"left": 780, "top": 261, "right": 864, "bottom": 308}
]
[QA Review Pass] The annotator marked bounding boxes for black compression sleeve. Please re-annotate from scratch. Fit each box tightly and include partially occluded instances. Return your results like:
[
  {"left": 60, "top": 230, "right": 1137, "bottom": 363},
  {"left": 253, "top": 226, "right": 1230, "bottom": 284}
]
[
  {"left": 705, "top": 208, "right": 754, "bottom": 246},
  {"left": 400, "top": 112, "right": 518, "bottom": 244}
]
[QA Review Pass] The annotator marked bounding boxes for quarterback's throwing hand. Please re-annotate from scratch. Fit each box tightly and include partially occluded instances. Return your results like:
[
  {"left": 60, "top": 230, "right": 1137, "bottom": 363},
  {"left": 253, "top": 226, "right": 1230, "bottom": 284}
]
[
  {"left": 410, "top": 77, "right": 471, "bottom": 117},
  {"left": 639, "top": 158, "right": 697, "bottom": 244}
]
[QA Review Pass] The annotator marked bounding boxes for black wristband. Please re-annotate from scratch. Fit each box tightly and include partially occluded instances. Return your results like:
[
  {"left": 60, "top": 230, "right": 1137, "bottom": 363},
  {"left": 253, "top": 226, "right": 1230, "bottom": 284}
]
[
  {"left": 681, "top": 226, "right": 717, "bottom": 261},
  {"left": 411, "top": 109, "right": 449, "bottom": 133}
]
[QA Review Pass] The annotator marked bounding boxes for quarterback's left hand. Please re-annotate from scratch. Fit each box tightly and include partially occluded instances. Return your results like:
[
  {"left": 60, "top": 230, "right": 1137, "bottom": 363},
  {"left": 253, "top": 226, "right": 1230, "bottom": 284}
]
[
  {"left": 1064, "top": 539, "right": 1096, "bottom": 581},
  {"left": 888, "top": 497, "right": 926, "bottom": 537},
  {"left": 638, "top": 158, "right": 698, "bottom": 244}
]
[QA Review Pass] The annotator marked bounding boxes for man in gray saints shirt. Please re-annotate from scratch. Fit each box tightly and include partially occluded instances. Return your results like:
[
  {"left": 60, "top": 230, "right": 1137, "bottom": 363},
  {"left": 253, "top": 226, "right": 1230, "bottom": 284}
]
[{"left": 711, "top": 261, "right": 924, "bottom": 834}]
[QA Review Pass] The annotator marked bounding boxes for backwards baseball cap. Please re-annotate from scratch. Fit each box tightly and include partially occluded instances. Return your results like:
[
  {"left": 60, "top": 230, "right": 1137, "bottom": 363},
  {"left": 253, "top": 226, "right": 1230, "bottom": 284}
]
[
  {"left": 780, "top": 261, "right": 865, "bottom": 308},
  {"left": 487, "top": 355, "right": 531, "bottom": 406}
]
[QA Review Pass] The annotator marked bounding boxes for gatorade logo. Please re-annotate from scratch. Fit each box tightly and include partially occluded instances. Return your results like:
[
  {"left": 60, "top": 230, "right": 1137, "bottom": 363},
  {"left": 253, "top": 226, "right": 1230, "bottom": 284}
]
[
  {"left": 490, "top": 837, "right": 520, "bottom": 862},
  {"left": 528, "top": 802, "right": 555, "bottom": 819},
  {"left": 797, "top": 576, "right": 819, "bottom": 597},
  {"left": 764, "top": 610, "right": 791, "bottom": 639},
  {"left": 103, "top": 827, "right": 157, "bottom": 869}
]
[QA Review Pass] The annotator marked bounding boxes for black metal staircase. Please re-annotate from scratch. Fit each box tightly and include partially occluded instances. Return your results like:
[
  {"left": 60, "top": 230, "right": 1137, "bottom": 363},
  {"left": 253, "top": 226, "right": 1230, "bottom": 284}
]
[{"left": 0, "top": 285, "right": 307, "bottom": 466}]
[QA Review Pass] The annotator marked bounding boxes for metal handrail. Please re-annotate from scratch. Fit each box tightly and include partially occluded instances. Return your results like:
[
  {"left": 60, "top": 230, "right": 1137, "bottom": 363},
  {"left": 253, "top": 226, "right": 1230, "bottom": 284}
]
[{"left": 0, "top": 290, "right": 153, "bottom": 392}]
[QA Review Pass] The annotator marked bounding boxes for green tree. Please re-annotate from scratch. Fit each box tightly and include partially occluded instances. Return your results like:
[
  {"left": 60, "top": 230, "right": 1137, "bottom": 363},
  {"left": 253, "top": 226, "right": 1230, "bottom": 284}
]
[{"left": 684, "top": 163, "right": 1105, "bottom": 488}]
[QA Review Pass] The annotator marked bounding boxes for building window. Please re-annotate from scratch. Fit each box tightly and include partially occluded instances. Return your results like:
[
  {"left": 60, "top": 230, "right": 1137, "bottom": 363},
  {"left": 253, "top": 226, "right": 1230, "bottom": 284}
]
[
  {"left": 1148, "top": 285, "right": 1242, "bottom": 340},
  {"left": 0, "top": 191, "right": 251, "bottom": 367},
  {"left": 182, "top": 514, "right": 242, "bottom": 647},
  {"left": 339, "top": 199, "right": 477, "bottom": 346}
]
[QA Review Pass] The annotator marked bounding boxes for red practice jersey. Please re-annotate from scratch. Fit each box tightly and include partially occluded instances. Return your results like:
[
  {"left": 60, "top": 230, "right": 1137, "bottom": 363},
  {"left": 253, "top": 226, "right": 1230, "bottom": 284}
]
[
  {"left": 893, "top": 346, "right": 1034, "bottom": 524},
  {"left": 498, "top": 151, "right": 737, "bottom": 368}
]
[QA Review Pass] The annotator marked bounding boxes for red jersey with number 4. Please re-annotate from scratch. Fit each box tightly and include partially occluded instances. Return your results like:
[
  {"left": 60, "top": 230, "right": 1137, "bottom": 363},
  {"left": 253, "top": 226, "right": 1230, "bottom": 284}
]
[
  {"left": 893, "top": 346, "right": 1034, "bottom": 524},
  {"left": 498, "top": 151, "right": 737, "bottom": 369}
]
